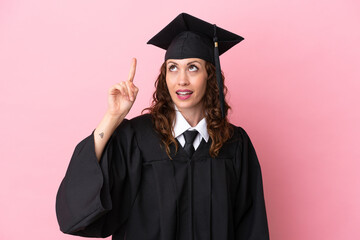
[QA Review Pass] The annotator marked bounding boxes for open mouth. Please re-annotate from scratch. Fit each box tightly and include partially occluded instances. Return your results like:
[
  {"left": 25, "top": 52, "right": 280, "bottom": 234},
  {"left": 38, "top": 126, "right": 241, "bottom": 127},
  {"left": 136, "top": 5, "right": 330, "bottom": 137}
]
[{"left": 176, "top": 90, "right": 193, "bottom": 96}]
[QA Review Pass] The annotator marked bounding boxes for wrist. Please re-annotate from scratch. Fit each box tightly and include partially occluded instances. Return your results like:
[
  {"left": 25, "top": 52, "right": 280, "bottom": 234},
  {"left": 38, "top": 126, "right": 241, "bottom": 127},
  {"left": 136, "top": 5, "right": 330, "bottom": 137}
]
[{"left": 104, "top": 111, "right": 125, "bottom": 127}]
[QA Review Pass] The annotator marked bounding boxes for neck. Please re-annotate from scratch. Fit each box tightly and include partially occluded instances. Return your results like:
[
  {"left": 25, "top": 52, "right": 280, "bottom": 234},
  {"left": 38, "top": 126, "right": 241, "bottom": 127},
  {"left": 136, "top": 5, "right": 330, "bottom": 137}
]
[{"left": 179, "top": 108, "right": 204, "bottom": 127}]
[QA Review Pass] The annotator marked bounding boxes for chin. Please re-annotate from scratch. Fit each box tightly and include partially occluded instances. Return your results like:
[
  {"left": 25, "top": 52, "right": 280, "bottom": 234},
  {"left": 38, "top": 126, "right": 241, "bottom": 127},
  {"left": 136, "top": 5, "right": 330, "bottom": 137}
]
[{"left": 174, "top": 101, "right": 203, "bottom": 113}]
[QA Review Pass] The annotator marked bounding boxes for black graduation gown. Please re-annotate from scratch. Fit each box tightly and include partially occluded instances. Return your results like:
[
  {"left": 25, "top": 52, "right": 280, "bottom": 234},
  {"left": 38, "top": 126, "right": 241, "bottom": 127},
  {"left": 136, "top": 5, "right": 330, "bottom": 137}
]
[{"left": 56, "top": 114, "right": 269, "bottom": 240}]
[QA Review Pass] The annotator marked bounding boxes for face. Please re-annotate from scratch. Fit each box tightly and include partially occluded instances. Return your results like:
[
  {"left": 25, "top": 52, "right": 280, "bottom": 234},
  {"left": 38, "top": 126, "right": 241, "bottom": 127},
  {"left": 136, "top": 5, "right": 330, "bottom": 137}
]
[{"left": 166, "top": 58, "right": 208, "bottom": 115}]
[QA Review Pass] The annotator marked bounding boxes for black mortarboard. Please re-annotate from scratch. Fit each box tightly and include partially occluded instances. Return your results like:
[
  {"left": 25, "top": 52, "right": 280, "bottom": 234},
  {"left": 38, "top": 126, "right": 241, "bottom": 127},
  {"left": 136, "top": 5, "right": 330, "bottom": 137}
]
[{"left": 147, "top": 13, "right": 244, "bottom": 118}]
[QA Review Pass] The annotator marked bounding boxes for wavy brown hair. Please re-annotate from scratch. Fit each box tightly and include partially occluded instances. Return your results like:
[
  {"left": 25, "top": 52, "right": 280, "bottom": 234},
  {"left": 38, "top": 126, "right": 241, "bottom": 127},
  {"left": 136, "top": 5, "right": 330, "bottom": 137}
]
[{"left": 143, "top": 61, "right": 233, "bottom": 158}]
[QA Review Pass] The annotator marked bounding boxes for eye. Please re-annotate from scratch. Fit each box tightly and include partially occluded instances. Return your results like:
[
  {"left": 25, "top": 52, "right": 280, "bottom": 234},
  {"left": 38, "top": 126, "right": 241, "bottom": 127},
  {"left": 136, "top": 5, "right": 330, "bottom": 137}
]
[
  {"left": 188, "top": 64, "right": 199, "bottom": 72},
  {"left": 168, "top": 65, "right": 177, "bottom": 72}
]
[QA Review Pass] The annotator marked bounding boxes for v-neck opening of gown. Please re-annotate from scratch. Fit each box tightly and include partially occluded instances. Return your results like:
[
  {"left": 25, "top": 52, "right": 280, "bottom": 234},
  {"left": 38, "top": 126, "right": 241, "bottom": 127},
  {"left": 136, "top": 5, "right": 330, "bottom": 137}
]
[{"left": 175, "top": 138, "right": 209, "bottom": 160}]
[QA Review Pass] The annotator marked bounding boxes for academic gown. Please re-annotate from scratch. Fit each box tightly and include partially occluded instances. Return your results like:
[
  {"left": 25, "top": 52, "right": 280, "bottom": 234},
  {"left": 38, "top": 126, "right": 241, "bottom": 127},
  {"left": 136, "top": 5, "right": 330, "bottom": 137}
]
[{"left": 56, "top": 114, "right": 269, "bottom": 240}]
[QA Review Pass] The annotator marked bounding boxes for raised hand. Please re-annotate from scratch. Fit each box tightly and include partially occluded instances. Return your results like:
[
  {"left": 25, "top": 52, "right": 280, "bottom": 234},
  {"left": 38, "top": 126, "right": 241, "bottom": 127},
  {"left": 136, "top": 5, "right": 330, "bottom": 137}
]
[{"left": 107, "top": 58, "right": 139, "bottom": 118}]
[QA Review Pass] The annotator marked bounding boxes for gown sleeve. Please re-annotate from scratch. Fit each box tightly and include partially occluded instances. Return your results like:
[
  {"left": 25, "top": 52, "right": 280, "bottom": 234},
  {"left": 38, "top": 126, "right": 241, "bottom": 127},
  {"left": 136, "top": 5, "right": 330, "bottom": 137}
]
[
  {"left": 234, "top": 127, "right": 270, "bottom": 239},
  {"left": 55, "top": 119, "right": 142, "bottom": 238}
]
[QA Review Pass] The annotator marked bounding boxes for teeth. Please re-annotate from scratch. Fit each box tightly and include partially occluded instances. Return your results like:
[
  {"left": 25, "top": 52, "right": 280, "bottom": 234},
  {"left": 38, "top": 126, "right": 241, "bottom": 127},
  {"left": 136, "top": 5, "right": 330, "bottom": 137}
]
[{"left": 177, "top": 91, "right": 192, "bottom": 95}]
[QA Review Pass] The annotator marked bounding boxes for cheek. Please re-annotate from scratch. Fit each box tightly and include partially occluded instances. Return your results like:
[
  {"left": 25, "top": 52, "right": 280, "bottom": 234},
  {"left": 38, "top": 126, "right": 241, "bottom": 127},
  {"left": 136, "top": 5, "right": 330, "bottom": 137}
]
[
  {"left": 166, "top": 76, "right": 175, "bottom": 89},
  {"left": 165, "top": 78, "right": 176, "bottom": 100},
  {"left": 165, "top": 77, "right": 171, "bottom": 91},
  {"left": 198, "top": 77, "right": 207, "bottom": 96}
]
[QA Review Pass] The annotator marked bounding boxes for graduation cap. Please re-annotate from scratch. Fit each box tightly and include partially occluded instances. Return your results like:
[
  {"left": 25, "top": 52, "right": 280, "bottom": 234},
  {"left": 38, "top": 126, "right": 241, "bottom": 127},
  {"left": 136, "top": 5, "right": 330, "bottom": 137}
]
[{"left": 147, "top": 13, "right": 244, "bottom": 118}]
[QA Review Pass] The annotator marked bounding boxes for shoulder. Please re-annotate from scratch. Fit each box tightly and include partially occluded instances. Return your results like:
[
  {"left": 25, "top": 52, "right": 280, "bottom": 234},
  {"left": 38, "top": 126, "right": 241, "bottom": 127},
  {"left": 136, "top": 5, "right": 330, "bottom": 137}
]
[
  {"left": 116, "top": 113, "right": 160, "bottom": 144},
  {"left": 230, "top": 123, "right": 260, "bottom": 162},
  {"left": 114, "top": 114, "right": 153, "bottom": 134},
  {"left": 220, "top": 123, "right": 256, "bottom": 156},
  {"left": 228, "top": 123, "right": 252, "bottom": 145},
  {"left": 129, "top": 113, "right": 153, "bottom": 128},
  {"left": 117, "top": 114, "right": 166, "bottom": 160},
  {"left": 128, "top": 114, "right": 155, "bottom": 136}
]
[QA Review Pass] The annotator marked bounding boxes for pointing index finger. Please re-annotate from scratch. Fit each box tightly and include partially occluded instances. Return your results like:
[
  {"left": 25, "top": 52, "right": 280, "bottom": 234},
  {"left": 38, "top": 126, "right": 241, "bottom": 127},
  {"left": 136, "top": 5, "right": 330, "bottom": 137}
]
[{"left": 128, "top": 58, "right": 137, "bottom": 82}]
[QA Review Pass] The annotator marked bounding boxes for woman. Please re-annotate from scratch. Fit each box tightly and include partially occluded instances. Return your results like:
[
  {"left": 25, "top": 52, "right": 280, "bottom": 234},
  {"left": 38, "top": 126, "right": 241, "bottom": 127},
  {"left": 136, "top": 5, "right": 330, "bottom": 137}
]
[{"left": 56, "top": 13, "right": 269, "bottom": 240}]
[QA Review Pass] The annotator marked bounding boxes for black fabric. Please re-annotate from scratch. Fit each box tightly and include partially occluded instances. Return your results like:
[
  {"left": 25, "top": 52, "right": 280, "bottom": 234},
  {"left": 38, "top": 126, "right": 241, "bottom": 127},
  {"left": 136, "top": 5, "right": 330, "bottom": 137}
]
[
  {"left": 183, "top": 130, "right": 198, "bottom": 157},
  {"left": 56, "top": 114, "right": 269, "bottom": 240}
]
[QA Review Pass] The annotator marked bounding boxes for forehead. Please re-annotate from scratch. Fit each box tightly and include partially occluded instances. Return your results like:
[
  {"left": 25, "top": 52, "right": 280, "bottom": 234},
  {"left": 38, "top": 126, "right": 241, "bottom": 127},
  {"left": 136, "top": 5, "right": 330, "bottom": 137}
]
[{"left": 166, "top": 58, "right": 206, "bottom": 65}]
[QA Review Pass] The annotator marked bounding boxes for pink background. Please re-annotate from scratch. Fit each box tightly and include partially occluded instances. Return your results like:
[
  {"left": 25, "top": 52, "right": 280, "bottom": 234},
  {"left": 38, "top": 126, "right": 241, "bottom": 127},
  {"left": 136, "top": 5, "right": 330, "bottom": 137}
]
[{"left": 1, "top": 0, "right": 359, "bottom": 239}]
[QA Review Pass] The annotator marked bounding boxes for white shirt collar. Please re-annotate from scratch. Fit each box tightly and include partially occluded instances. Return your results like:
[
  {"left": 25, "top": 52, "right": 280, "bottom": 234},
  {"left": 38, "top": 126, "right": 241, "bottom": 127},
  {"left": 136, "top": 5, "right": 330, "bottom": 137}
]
[{"left": 173, "top": 105, "right": 209, "bottom": 143}]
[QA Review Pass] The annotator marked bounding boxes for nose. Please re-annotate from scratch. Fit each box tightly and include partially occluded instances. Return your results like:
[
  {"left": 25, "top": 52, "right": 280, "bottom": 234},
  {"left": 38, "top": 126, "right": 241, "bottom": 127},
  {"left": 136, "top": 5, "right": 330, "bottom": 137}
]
[{"left": 178, "top": 70, "right": 189, "bottom": 86}]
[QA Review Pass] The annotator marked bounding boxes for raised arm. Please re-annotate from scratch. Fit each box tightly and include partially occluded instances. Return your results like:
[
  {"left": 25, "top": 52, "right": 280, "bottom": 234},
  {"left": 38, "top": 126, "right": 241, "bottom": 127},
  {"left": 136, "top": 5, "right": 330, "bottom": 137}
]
[
  {"left": 94, "top": 58, "right": 139, "bottom": 161},
  {"left": 56, "top": 58, "right": 142, "bottom": 237}
]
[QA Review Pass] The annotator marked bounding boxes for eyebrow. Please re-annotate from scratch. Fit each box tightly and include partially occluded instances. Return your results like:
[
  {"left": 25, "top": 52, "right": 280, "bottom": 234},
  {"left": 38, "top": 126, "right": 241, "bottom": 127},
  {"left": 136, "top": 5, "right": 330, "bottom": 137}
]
[
  {"left": 167, "top": 61, "right": 178, "bottom": 66},
  {"left": 167, "top": 60, "right": 201, "bottom": 66},
  {"left": 187, "top": 61, "right": 200, "bottom": 65}
]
